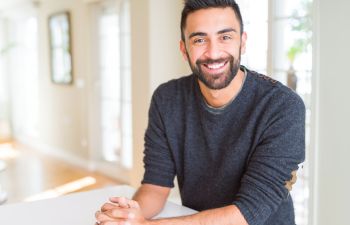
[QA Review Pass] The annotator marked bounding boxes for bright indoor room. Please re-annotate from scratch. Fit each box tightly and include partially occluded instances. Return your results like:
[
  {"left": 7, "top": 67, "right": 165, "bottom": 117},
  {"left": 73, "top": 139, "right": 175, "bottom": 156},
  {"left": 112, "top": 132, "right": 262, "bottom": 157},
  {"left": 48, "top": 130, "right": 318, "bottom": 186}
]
[{"left": 0, "top": 0, "right": 349, "bottom": 225}]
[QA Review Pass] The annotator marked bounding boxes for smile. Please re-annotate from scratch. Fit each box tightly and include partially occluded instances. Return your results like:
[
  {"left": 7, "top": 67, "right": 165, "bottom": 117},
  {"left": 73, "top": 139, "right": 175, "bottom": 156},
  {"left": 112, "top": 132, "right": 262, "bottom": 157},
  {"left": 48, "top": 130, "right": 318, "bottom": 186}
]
[{"left": 203, "top": 61, "right": 228, "bottom": 71}]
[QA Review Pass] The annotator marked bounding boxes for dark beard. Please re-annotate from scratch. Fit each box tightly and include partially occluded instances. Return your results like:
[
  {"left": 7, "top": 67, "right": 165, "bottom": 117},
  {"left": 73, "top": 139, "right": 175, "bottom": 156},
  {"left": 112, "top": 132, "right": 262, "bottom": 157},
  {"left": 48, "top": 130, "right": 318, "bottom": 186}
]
[{"left": 187, "top": 52, "right": 241, "bottom": 90}]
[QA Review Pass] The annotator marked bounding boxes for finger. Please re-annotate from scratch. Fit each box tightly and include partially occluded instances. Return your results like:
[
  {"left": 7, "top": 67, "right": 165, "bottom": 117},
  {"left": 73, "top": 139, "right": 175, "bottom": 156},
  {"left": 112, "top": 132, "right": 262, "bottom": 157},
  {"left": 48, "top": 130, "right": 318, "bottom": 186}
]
[
  {"left": 104, "top": 208, "right": 135, "bottom": 219},
  {"left": 109, "top": 197, "right": 129, "bottom": 208},
  {"left": 99, "top": 219, "right": 130, "bottom": 225},
  {"left": 99, "top": 221, "right": 117, "bottom": 225},
  {"left": 101, "top": 203, "right": 120, "bottom": 212},
  {"left": 109, "top": 197, "right": 140, "bottom": 209},
  {"left": 127, "top": 200, "right": 140, "bottom": 209},
  {"left": 96, "top": 211, "right": 116, "bottom": 223}
]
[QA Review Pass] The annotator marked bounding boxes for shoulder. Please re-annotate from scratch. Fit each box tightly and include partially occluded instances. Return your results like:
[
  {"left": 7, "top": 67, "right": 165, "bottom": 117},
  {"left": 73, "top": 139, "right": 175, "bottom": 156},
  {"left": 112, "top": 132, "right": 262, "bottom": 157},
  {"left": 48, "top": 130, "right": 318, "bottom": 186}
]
[
  {"left": 152, "top": 74, "right": 194, "bottom": 102},
  {"left": 246, "top": 68, "right": 305, "bottom": 116},
  {"left": 247, "top": 69, "right": 280, "bottom": 91},
  {"left": 149, "top": 74, "right": 195, "bottom": 124}
]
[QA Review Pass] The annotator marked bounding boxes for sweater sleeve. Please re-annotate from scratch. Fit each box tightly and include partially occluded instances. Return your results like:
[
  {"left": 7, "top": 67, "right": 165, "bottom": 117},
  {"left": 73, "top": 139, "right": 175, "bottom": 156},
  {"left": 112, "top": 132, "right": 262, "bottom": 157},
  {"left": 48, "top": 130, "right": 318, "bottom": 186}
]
[
  {"left": 141, "top": 89, "right": 176, "bottom": 188},
  {"left": 233, "top": 92, "right": 306, "bottom": 225}
]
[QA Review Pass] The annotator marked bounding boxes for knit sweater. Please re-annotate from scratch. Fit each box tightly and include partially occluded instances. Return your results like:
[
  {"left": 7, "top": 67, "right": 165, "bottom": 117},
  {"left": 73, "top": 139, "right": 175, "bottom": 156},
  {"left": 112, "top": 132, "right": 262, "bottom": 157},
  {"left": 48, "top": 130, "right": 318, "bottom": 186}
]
[{"left": 142, "top": 67, "right": 305, "bottom": 225}]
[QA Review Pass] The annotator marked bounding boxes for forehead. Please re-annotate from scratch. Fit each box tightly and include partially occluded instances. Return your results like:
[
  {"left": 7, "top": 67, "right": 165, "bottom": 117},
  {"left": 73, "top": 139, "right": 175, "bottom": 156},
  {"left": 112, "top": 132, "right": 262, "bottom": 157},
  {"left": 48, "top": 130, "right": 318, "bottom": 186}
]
[{"left": 184, "top": 7, "right": 240, "bottom": 35}]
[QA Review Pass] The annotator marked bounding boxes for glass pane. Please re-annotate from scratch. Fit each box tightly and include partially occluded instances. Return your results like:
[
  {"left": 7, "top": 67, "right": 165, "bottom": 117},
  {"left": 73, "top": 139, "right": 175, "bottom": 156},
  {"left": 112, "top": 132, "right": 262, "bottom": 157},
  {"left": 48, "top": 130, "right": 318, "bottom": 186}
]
[
  {"left": 122, "top": 68, "right": 132, "bottom": 102},
  {"left": 99, "top": 11, "right": 121, "bottom": 162},
  {"left": 119, "top": 0, "right": 133, "bottom": 169},
  {"left": 243, "top": 22, "right": 268, "bottom": 71},
  {"left": 275, "top": 0, "right": 311, "bottom": 18},
  {"left": 236, "top": 0, "right": 268, "bottom": 22},
  {"left": 3, "top": 17, "right": 39, "bottom": 139},
  {"left": 97, "top": 0, "right": 132, "bottom": 166},
  {"left": 236, "top": 0, "right": 268, "bottom": 72},
  {"left": 274, "top": 1, "right": 313, "bottom": 225}
]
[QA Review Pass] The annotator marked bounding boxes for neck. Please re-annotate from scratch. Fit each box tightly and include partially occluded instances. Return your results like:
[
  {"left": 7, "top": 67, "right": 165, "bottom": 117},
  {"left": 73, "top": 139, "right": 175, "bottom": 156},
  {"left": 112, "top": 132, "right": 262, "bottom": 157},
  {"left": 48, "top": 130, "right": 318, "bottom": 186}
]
[{"left": 198, "top": 68, "right": 245, "bottom": 108}]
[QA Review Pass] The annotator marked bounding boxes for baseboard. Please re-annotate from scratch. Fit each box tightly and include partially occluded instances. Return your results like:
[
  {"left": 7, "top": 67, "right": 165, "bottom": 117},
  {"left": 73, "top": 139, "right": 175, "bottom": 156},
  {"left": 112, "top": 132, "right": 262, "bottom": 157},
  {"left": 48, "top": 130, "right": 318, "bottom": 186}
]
[
  {"left": 15, "top": 135, "right": 131, "bottom": 184},
  {"left": 16, "top": 136, "right": 94, "bottom": 172},
  {"left": 93, "top": 162, "right": 130, "bottom": 184}
]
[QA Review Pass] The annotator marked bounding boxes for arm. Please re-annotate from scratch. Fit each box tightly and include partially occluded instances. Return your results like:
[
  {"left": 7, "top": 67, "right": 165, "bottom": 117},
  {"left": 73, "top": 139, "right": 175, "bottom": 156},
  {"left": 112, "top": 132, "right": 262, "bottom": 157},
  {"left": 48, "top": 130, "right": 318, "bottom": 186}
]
[
  {"left": 96, "top": 183, "right": 248, "bottom": 225},
  {"left": 132, "top": 184, "right": 248, "bottom": 225},
  {"left": 96, "top": 195, "right": 248, "bottom": 225},
  {"left": 132, "top": 184, "right": 171, "bottom": 219},
  {"left": 148, "top": 205, "right": 248, "bottom": 225},
  {"left": 132, "top": 184, "right": 247, "bottom": 224},
  {"left": 232, "top": 92, "right": 305, "bottom": 224}
]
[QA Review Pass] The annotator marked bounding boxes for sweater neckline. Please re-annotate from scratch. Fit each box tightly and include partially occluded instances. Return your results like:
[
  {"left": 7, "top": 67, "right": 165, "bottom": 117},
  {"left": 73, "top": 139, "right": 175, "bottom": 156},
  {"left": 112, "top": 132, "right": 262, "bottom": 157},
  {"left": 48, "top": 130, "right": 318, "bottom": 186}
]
[{"left": 194, "top": 66, "right": 250, "bottom": 115}]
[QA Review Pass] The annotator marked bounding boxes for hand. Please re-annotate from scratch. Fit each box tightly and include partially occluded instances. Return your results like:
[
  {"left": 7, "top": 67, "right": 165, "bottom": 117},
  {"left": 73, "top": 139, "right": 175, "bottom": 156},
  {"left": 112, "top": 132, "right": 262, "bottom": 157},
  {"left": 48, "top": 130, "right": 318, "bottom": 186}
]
[
  {"left": 95, "top": 197, "right": 147, "bottom": 225},
  {"left": 108, "top": 197, "right": 141, "bottom": 209}
]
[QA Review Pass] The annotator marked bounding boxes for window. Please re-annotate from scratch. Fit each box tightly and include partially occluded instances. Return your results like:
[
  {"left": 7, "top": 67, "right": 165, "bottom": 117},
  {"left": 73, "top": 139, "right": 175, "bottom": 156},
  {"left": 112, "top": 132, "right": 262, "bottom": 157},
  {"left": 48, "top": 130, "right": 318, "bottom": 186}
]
[
  {"left": 0, "top": 20, "right": 12, "bottom": 142},
  {"left": 237, "top": 1, "right": 312, "bottom": 224},
  {"left": 0, "top": 15, "right": 39, "bottom": 141},
  {"left": 91, "top": 0, "right": 132, "bottom": 171},
  {"left": 238, "top": 0, "right": 269, "bottom": 74}
]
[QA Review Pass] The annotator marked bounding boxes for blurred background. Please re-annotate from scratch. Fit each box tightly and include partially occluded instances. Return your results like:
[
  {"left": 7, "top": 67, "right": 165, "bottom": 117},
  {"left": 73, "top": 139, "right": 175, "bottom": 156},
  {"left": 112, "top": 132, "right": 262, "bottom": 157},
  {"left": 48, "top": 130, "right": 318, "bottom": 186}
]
[{"left": 0, "top": 0, "right": 349, "bottom": 225}]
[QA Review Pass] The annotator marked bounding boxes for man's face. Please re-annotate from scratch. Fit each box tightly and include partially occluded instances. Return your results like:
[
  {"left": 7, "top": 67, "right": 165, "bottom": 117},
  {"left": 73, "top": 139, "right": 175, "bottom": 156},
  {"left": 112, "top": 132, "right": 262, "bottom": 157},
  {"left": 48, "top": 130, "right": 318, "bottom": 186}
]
[{"left": 180, "top": 7, "right": 247, "bottom": 90}]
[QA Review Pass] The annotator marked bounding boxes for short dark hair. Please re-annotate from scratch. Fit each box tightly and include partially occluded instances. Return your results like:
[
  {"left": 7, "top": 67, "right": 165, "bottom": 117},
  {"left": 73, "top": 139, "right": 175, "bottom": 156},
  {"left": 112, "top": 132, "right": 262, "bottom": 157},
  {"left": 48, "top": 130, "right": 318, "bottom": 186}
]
[{"left": 180, "top": 0, "right": 244, "bottom": 41}]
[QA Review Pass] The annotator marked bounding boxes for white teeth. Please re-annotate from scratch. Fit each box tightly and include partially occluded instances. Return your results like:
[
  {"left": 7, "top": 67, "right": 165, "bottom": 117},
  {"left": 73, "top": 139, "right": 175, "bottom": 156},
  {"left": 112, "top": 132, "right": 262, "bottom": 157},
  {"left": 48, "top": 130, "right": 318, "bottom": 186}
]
[{"left": 207, "top": 62, "right": 225, "bottom": 69}]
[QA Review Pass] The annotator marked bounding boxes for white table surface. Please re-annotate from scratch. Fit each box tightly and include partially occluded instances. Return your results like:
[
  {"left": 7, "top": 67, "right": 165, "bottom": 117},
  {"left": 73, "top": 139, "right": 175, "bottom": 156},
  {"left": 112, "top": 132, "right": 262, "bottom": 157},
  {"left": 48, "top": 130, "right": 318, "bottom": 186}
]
[{"left": 0, "top": 185, "right": 196, "bottom": 225}]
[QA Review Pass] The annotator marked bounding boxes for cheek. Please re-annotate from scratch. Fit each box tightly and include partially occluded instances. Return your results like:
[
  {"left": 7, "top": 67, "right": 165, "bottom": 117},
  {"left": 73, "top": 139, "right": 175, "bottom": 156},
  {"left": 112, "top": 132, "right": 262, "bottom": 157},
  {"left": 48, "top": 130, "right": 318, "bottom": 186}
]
[
  {"left": 225, "top": 46, "right": 241, "bottom": 59},
  {"left": 187, "top": 50, "right": 201, "bottom": 65},
  {"left": 188, "top": 45, "right": 207, "bottom": 59},
  {"left": 240, "top": 44, "right": 246, "bottom": 55}
]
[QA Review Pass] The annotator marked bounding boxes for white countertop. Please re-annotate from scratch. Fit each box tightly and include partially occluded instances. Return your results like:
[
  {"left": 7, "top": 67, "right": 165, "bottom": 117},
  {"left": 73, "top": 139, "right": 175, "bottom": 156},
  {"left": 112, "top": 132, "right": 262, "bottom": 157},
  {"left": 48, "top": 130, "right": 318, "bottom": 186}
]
[{"left": 0, "top": 185, "right": 196, "bottom": 225}]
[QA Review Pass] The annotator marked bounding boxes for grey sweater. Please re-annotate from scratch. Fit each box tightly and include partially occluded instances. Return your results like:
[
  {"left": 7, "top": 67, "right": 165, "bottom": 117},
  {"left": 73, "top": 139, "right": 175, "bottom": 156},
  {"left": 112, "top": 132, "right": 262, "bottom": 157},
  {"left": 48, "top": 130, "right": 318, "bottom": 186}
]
[{"left": 142, "top": 67, "right": 305, "bottom": 225}]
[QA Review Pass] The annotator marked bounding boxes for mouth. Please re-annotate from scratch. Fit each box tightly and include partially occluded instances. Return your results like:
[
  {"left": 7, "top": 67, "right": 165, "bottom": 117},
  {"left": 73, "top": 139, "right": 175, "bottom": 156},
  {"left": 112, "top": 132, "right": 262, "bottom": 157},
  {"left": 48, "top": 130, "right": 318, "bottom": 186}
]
[{"left": 201, "top": 60, "right": 229, "bottom": 74}]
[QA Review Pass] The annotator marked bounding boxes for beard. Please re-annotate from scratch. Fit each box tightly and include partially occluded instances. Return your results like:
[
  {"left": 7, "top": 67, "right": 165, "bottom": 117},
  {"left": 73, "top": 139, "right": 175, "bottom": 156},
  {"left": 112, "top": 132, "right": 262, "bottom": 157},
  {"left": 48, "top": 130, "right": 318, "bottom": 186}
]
[{"left": 186, "top": 50, "right": 241, "bottom": 90}]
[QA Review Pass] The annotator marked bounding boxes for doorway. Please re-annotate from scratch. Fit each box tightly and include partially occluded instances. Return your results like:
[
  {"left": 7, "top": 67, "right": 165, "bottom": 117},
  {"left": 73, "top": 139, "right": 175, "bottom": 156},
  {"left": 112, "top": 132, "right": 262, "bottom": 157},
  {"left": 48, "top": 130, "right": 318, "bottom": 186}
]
[{"left": 88, "top": 0, "right": 132, "bottom": 182}]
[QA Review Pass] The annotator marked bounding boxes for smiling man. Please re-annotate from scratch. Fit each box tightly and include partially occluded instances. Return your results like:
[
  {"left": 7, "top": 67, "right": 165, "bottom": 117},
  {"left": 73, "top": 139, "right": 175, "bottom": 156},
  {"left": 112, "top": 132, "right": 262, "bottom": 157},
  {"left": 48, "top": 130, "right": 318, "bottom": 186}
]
[{"left": 95, "top": 1, "right": 305, "bottom": 225}]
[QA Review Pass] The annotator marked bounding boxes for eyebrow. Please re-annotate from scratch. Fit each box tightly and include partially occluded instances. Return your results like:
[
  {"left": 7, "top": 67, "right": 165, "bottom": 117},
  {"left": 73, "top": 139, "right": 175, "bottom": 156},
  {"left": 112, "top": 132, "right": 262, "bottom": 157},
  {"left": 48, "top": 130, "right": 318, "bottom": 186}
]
[
  {"left": 217, "top": 28, "right": 237, "bottom": 34},
  {"left": 188, "top": 28, "right": 237, "bottom": 39},
  {"left": 188, "top": 32, "right": 207, "bottom": 39}
]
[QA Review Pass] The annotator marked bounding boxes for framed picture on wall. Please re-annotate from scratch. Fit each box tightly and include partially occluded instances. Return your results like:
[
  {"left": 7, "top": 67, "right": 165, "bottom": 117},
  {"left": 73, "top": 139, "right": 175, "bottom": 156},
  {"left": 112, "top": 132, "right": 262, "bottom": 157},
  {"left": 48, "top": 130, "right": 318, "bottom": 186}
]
[{"left": 48, "top": 11, "right": 73, "bottom": 84}]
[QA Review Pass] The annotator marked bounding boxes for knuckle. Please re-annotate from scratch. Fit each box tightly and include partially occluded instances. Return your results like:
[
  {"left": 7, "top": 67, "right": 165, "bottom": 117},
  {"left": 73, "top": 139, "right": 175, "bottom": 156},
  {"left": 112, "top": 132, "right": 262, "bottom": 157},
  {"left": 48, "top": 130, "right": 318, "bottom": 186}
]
[
  {"left": 101, "top": 203, "right": 111, "bottom": 210},
  {"left": 111, "top": 209, "right": 127, "bottom": 218}
]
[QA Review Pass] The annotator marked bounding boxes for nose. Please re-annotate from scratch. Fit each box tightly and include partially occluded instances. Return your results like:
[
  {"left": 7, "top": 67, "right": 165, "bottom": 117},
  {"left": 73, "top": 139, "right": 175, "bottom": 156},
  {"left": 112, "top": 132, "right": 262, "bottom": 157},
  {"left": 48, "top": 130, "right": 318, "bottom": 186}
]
[{"left": 204, "top": 40, "right": 222, "bottom": 59}]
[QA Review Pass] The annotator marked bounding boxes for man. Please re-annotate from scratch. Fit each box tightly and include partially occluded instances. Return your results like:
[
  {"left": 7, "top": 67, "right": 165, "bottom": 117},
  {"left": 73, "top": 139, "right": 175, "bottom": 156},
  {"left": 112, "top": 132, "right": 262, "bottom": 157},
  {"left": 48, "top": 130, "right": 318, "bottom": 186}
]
[{"left": 95, "top": 0, "right": 305, "bottom": 224}]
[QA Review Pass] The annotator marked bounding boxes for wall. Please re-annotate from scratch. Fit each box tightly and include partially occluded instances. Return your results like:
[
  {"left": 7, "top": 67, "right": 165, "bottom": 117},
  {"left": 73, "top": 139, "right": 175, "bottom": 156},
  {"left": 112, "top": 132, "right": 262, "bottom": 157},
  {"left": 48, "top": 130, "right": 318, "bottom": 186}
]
[
  {"left": 312, "top": 0, "right": 350, "bottom": 224},
  {"left": 34, "top": 0, "right": 90, "bottom": 161},
  {"left": 0, "top": 0, "right": 95, "bottom": 166},
  {"left": 0, "top": 0, "right": 188, "bottom": 185},
  {"left": 149, "top": 0, "right": 190, "bottom": 92},
  {"left": 130, "top": 0, "right": 189, "bottom": 186}
]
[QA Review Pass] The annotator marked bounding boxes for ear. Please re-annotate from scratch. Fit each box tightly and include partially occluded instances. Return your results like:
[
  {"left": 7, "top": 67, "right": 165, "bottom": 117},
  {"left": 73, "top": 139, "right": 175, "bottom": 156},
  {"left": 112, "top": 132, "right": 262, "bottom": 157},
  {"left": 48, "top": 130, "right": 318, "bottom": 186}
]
[
  {"left": 240, "top": 32, "right": 247, "bottom": 55},
  {"left": 179, "top": 40, "right": 189, "bottom": 61}
]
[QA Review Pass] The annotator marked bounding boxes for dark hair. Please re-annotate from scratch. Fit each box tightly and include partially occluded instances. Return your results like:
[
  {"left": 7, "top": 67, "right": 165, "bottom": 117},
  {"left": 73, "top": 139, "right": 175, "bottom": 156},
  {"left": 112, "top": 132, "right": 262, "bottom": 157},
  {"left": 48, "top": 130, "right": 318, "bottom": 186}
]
[{"left": 180, "top": 0, "right": 244, "bottom": 41}]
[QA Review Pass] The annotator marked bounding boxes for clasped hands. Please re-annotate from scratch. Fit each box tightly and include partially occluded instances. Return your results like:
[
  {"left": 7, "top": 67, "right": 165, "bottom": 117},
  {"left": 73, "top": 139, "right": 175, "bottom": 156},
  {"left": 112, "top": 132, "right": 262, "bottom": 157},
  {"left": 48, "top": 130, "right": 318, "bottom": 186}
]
[{"left": 95, "top": 197, "right": 147, "bottom": 225}]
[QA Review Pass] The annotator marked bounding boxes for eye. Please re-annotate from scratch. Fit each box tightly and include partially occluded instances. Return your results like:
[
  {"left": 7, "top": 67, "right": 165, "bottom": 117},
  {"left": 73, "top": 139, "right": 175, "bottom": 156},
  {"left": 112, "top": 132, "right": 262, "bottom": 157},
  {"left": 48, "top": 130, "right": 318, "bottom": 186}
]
[
  {"left": 222, "top": 35, "right": 232, "bottom": 41},
  {"left": 193, "top": 38, "right": 206, "bottom": 44}
]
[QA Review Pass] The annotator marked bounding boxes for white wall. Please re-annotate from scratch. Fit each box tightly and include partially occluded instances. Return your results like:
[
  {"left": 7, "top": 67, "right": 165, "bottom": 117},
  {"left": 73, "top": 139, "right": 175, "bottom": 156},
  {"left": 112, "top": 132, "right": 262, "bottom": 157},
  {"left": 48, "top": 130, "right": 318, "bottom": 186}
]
[
  {"left": 0, "top": 0, "right": 188, "bottom": 184},
  {"left": 35, "top": 0, "right": 90, "bottom": 160},
  {"left": 130, "top": 0, "right": 189, "bottom": 186},
  {"left": 0, "top": 0, "right": 101, "bottom": 167},
  {"left": 149, "top": 0, "right": 190, "bottom": 92},
  {"left": 129, "top": 0, "right": 150, "bottom": 187},
  {"left": 312, "top": 0, "right": 350, "bottom": 224}
]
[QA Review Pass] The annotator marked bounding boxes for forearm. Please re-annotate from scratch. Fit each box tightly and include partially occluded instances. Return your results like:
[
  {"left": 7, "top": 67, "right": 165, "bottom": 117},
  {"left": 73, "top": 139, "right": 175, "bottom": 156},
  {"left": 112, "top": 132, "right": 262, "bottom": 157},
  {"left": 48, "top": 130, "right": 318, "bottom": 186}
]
[
  {"left": 132, "top": 184, "right": 170, "bottom": 219},
  {"left": 148, "top": 205, "right": 248, "bottom": 225}
]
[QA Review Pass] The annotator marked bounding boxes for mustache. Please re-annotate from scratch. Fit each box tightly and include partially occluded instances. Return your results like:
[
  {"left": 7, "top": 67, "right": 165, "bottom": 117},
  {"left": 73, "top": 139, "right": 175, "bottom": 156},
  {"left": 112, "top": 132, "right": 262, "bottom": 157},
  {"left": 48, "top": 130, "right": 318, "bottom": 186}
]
[{"left": 196, "top": 55, "right": 233, "bottom": 65}]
